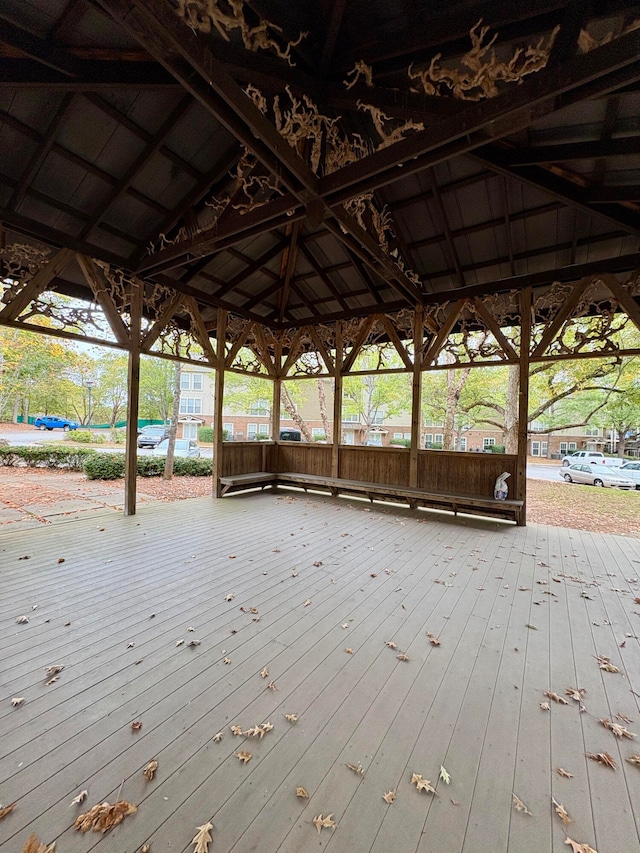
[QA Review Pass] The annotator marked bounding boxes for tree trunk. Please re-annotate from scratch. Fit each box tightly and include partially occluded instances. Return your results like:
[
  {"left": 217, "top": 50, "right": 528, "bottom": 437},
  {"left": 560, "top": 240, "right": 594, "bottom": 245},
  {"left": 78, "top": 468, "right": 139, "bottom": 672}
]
[
  {"left": 503, "top": 364, "right": 520, "bottom": 454},
  {"left": 443, "top": 367, "right": 470, "bottom": 450},
  {"left": 281, "top": 383, "right": 313, "bottom": 441},
  {"left": 317, "top": 378, "right": 332, "bottom": 441},
  {"left": 12, "top": 397, "right": 20, "bottom": 424},
  {"left": 163, "top": 362, "right": 182, "bottom": 480}
]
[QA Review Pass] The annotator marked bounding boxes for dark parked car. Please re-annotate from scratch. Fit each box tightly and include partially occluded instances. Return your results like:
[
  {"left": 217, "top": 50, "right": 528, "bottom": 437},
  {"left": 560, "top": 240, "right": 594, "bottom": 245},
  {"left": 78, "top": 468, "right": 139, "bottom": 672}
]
[
  {"left": 279, "top": 428, "right": 301, "bottom": 441},
  {"left": 34, "top": 415, "right": 78, "bottom": 431},
  {"left": 137, "top": 425, "right": 169, "bottom": 448}
]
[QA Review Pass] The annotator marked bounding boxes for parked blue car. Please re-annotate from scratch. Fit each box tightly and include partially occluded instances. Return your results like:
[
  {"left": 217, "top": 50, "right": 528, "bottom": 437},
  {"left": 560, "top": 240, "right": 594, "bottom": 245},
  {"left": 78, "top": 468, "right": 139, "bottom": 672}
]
[{"left": 34, "top": 415, "right": 78, "bottom": 431}]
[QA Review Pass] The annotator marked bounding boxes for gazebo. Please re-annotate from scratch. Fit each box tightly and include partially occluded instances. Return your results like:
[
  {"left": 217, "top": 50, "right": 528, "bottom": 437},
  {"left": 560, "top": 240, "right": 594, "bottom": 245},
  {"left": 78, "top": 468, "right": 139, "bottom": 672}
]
[{"left": 1, "top": 1, "right": 640, "bottom": 520}]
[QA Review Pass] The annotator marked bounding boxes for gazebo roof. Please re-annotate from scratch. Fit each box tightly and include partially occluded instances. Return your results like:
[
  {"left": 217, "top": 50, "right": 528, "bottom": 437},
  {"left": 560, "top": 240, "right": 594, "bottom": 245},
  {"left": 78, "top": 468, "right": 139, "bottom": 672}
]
[{"left": 1, "top": 0, "right": 640, "bottom": 327}]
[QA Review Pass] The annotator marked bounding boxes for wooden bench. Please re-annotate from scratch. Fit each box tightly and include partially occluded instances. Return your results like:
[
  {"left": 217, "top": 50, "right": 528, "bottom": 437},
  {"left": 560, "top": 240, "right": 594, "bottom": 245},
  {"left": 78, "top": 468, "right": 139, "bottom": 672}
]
[
  {"left": 218, "top": 472, "right": 277, "bottom": 496},
  {"left": 275, "top": 472, "right": 524, "bottom": 525}
]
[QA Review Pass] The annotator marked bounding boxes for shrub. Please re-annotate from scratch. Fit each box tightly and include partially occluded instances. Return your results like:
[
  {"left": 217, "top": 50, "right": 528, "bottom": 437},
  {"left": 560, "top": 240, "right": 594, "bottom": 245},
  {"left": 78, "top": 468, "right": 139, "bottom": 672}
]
[
  {"left": 389, "top": 438, "right": 410, "bottom": 447},
  {"left": 84, "top": 453, "right": 213, "bottom": 480},
  {"left": 0, "top": 445, "right": 96, "bottom": 470},
  {"left": 489, "top": 444, "right": 506, "bottom": 454},
  {"left": 83, "top": 453, "right": 125, "bottom": 480},
  {"left": 255, "top": 433, "right": 271, "bottom": 440},
  {"left": 198, "top": 426, "right": 214, "bottom": 443},
  {"left": 71, "top": 430, "right": 94, "bottom": 443},
  {"left": 312, "top": 433, "right": 327, "bottom": 442}
]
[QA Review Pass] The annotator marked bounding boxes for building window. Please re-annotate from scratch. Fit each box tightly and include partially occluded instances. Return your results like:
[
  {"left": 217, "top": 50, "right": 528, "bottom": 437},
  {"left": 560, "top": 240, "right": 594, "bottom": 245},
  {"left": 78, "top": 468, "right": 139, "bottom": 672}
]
[
  {"left": 569, "top": 442, "right": 577, "bottom": 450},
  {"left": 258, "top": 423, "right": 269, "bottom": 435},
  {"left": 312, "top": 428, "right": 325, "bottom": 439},
  {"left": 404, "top": 432, "right": 411, "bottom": 440},
  {"left": 532, "top": 441, "right": 540, "bottom": 457},
  {"left": 483, "top": 437, "right": 496, "bottom": 448},
  {"left": 192, "top": 374, "right": 203, "bottom": 391},
  {"left": 459, "top": 437, "right": 467, "bottom": 451},
  {"left": 372, "top": 413, "right": 384, "bottom": 425},
  {"left": 179, "top": 397, "right": 202, "bottom": 415},
  {"left": 343, "top": 412, "right": 360, "bottom": 423},
  {"left": 393, "top": 432, "right": 403, "bottom": 439},
  {"left": 223, "top": 422, "right": 234, "bottom": 438},
  {"left": 249, "top": 400, "right": 269, "bottom": 416},
  {"left": 182, "top": 422, "right": 198, "bottom": 440},
  {"left": 434, "top": 434, "right": 443, "bottom": 445},
  {"left": 180, "top": 374, "right": 190, "bottom": 390},
  {"left": 585, "top": 426, "right": 599, "bottom": 437},
  {"left": 560, "top": 442, "right": 568, "bottom": 454},
  {"left": 368, "top": 432, "right": 383, "bottom": 446},
  {"left": 425, "top": 433, "right": 433, "bottom": 448},
  {"left": 531, "top": 419, "right": 545, "bottom": 431},
  {"left": 541, "top": 441, "right": 548, "bottom": 456},
  {"left": 247, "top": 423, "right": 257, "bottom": 439}
]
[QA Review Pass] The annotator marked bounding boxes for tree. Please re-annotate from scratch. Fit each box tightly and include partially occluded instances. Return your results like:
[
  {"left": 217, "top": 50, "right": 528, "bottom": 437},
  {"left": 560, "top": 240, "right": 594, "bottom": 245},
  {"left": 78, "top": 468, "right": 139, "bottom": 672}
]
[
  {"left": 163, "top": 362, "right": 182, "bottom": 480},
  {"left": 594, "top": 357, "right": 640, "bottom": 456},
  {"left": 96, "top": 352, "right": 129, "bottom": 427},
  {"left": 343, "top": 369, "right": 411, "bottom": 444},
  {"left": 139, "top": 357, "right": 175, "bottom": 422}
]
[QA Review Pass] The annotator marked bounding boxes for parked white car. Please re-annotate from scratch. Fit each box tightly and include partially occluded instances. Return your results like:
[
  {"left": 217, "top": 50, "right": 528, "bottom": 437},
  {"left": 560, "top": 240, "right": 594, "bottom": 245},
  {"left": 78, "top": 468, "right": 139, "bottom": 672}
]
[
  {"left": 560, "top": 463, "right": 635, "bottom": 489},
  {"left": 151, "top": 439, "right": 200, "bottom": 458},
  {"left": 620, "top": 461, "right": 640, "bottom": 489},
  {"left": 561, "top": 451, "right": 623, "bottom": 467}
]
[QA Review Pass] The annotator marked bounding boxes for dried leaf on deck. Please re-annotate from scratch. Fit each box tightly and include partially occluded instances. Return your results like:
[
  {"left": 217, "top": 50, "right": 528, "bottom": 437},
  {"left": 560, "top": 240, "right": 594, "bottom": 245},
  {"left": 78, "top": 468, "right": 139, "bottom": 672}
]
[
  {"left": 176, "top": 639, "right": 184, "bottom": 647},
  {"left": 303, "top": 599, "right": 312, "bottom": 607},
  {"left": 595, "top": 654, "right": 619, "bottom": 673},
  {"left": 44, "top": 665, "right": 64, "bottom": 677},
  {"left": 626, "top": 754, "right": 640, "bottom": 766},
  {"left": 411, "top": 773, "right": 436, "bottom": 794},
  {"left": 0, "top": 802, "right": 16, "bottom": 820},
  {"left": 225, "top": 594, "right": 235, "bottom": 602},
  {"left": 16, "top": 615, "right": 29, "bottom": 624},
  {"left": 615, "top": 713, "right": 633, "bottom": 724},
  {"left": 396, "top": 653, "right": 410, "bottom": 662},
  {"left": 235, "top": 751, "right": 252, "bottom": 763},
  {"left": 313, "top": 814, "right": 336, "bottom": 833},
  {"left": 143, "top": 759, "right": 158, "bottom": 781},
  {"left": 346, "top": 762, "right": 365, "bottom": 777},
  {"left": 565, "top": 687, "right": 586, "bottom": 702},
  {"left": 22, "top": 834, "right": 55, "bottom": 852},
  {"left": 427, "top": 632, "right": 441, "bottom": 646},
  {"left": 557, "top": 768, "right": 574, "bottom": 778},
  {"left": 140, "top": 845, "right": 150, "bottom": 853},
  {"left": 11, "top": 697, "right": 24, "bottom": 707},
  {"left": 74, "top": 800, "right": 137, "bottom": 833},
  {"left": 341, "top": 623, "right": 349, "bottom": 629},
  {"left": 223, "top": 658, "right": 231, "bottom": 665},
  {"left": 600, "top": 718, "right": 636, "bottom": 738},
  {"left": 213, "top": 732, "right": 223, "bottom": 742},
  {"left": 131, "top": 721, "right": 142, "bottom": 731},
  {"left": 285, "top": 714, "right": 298, "bottom": 723},
  {"left": 587, "top": 752, "right": 616, "bottom": 769},
  {"left": 544, "top": 691, "right": 569, "bottom": 705},
  {"left": 260, "top": 666, "right": 269, "bottom": 678},
  {"left": 525, "top": 624, "right": 538, "bottom": 630},
  {"left": 249, "top": 607, "right": 258, "bottom": 614},
  {"left": 267, "top": 681, "right": 277, "bottom": 691},
  {"left": 383, "top": 790, "right": 396, "bottom": 804},
  {"left": 188, "top": 640, "right": 200, "bottom": 648},
  {"left": 512, "top": 793, "right": 533, "bottom": 815},
  {"left": 385, "top": 641, "right": 397, "bottom": 649},
  {"left": 439, "top": 765, "right": 451, "bottom": 784},
  {"left": 345, "top": 648, "right": 354, "bottom": 654},
  {"left": 230, "top": 725, "right": 243, "bottom": 736},
  {"left": 540, "top": 702, "right": 551, "bottom": 711},
  {"left": 552, "top": 797, "right": 572, "bottom": 825},
  {"left": 192, "top": 821, "right": 213, "bottom": 853},
  {"left": 564, "top": 837, "right": 598, "bottom": 853},
  {"left": 70, "top": 790, "right": 88, "bottom": 806},
  {"left": 296, "top": 787, "right": 309, "bottom": 798}
]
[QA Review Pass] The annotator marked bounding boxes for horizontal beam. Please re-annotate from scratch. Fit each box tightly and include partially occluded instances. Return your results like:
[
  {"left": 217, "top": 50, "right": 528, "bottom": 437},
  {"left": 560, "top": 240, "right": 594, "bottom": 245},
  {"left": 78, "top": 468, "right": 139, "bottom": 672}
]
[
  {"left": 501, "top": 136, "right": 640, "bottom": 165},
  {"left": 586, "top": 185, "right": 640, "bottom": 203},
  {"left": 0, "top": 58, "right": 181, "bottom": 89}
]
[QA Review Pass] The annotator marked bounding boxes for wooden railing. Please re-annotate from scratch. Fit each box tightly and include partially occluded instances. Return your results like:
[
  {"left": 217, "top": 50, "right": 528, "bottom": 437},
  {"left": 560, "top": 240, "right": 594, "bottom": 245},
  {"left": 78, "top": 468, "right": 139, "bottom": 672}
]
[
  {"left": 418, "top": 450, "right": 519, "bottom": 498},
  {"left": 220, "top": 441, "right": 269, "bottom": 477},
  {"left": 339, "top": 445, "right": 410, "bottom": 485}
]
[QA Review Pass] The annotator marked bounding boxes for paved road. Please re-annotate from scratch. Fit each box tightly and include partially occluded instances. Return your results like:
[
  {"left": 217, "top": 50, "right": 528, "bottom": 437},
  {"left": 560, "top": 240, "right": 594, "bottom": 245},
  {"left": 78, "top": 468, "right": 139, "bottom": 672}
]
[{"left": 0, "top": 428, "right": 214, "bottom": 459}]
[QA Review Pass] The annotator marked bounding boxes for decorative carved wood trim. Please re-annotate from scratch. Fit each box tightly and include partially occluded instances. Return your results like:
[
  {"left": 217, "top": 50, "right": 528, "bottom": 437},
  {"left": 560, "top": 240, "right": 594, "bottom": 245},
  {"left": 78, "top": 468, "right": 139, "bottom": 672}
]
[
  {"left": 380, "top": 314, "right": 414, "bottom": 370},
  {"left": 141, "top": 290, "right": 183, "bottom": 351},
  {"left": 309, "top": 326, "right": 335, "bottom": 374},
  {"left": 0, "top": 247, "right": 72, "bottom": 322},
  {"left": 472, "top": 297, "right": 519, "bottom": 360},
  {"left": 224, "top": 320, "right": 254, "bottom": 368},
  {"left": 184, "top": 295, "right": 217, "bottom": 366},
  {"left": 76, "top": 253, "right": 130, "bottom": 345},
  {"left": 252, "top": 323, "right": 277, "bottom": 376},
  {"left": 531, "top": 276, "right": 591, "bottom": 357},
  {"left": 421, "top": 299, "right": 465, "bottom": 367},
  {"left": 600, "top": 273, "right": 640, "bottom": 333},
  {"left": 342, "top": 315, "right": 375, "bottom": 373}
]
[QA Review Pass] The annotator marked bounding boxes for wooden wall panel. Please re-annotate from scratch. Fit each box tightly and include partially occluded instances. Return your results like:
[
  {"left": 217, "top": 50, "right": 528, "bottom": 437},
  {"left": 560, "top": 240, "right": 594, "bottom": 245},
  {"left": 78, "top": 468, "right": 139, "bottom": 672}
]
[
  {"left": 339, "top": 446, "right": 410, "bottom": 486},
  {"left": 417, "top": 450, "right": 519, "bottom": 498},
  {"left": 220, "top": 442, "right": 268, "bottom": 477},
  {"left": 275, "top": 443, "right": 332, "bottom": 475}
]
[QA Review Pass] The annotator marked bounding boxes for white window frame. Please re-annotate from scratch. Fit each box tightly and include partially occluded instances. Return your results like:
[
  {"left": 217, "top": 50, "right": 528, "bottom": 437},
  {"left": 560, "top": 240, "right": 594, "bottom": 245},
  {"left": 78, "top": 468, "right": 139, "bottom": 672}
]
[
  {"left": 425, "top": 433, "right": 433, "bottom": 448},
  {"left": 483, "top": 437, "right": 496, "bottom": 448},
  {"left": 192, "top": 374, "right": 203, "bottom": 391},
  {"left": 393, "top": 432, "right": 403, "bottom": 439},
  {"left": 434, "top": 434, "right": 443, "bottom": 445},
  {"left": 249, "top": 399, "right": 270, "bottom": 416},
  {"left": 531, "top": 440, "right": 540, "bottom": 457},
  {"left": 569, "top": 442, "right": 577, "bottom": 450},
  {"left": 247, "top": 422, "right": 258, "bottom": 439},
  {"left": 541, "top": 441, "right": 548, "bottom": 456},
  {"left": 223, "top": 422, "right": 234, "bottom": 437},
  {"left": 179, "top": 397, "right": 202, "bottom": 415},
  {"left": 258, "top": 423, "right": 269, "bottom": 435},
  {"left": 560, "top": 442, "right": 568, "bottom": 454},
  {"left": 180, "top": 374, "right": 190, "bottom": 390}
]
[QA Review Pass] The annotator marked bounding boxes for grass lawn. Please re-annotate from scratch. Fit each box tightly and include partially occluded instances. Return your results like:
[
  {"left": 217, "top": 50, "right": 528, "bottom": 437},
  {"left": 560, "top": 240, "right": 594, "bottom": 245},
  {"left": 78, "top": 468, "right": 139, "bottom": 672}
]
[{"left": 527, "top": 478, "right": 640, "bottom": 536}]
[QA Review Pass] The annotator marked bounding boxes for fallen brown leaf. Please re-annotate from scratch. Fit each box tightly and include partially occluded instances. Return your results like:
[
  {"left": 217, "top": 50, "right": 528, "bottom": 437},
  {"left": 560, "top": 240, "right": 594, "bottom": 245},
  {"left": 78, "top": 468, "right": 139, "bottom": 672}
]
[
  {"left": 346, "top": 762, "right": 365, "bottom": 777},
  {"left": 385, "top": 641, "right": 397, "bottom": 649},
  {"left": 267, "top": 680, "right": 277, "bottom": 691},
  {"left": 540, "top": 702, "right": 551, "bottom": 711},
  {"left": 552, "top": 797, "right": 572, "bottom": 825},
  {"left": 296, "top": 787, "right": 309, "bottom": 798},
  {"left": 396, "top": 653, "right": 410, "bottom": 662},
  {"left": 587, "top": 752, "right": 616, "bottom": 769},
  {"left": 512, "top": 793, "right": 533, "bottom": 815},
  {"left": 626, "top": 754, "right": 640, "bottom": 766},
  {"left": 213, "top": 732, "right": 223, "bottom": 742},
  {"left": 192, "top": 821, "right": 213, "bottom": 853},
  {"left": 345, "top": 648, "right": 354, "bottom": 654},
  {"left": 600, "top": 718, "right": 636, "bottom": 738},
  {"left": 11, "top": 697, "right": 24, "bottom": 707},
  {"left": 223, "top": 658, "right": 231, "bottom": 665},
  {"left": 225, "top": 594, "right": 234, "bottom": 602},
  {"left": 303, "top": 599, "right": 312, "bottom": 607},
  {"left": 564, "top": 837, "right": 598, "bottom": 853},
  {"left": 131, "top": 721, "right": 142, "bottom": 731},
  {"left": 70, "top": 790, "right": 88, "bottom": 806},
  {"left": 235, "top": 751, "right": 252, "bottom": 763},
  {"left": 22, "top": 833, "right": 55, "bottom": 852},
  {"left": 565, "top": 687, "right": 586, "bottom": 702},
  {"left": 383, "top": 790, "right": 396, "bottom": 804},
  {"left": 544, "top": 691, "right": 569, "bottom": 705},
  {"left": 0, "top": 802, "right": 16, "bottom": 820},
  {"left": 285, "top": 714, "right": 298, "bottom": 723},
  {"left": 557, "top": 768, "right": 574, "bottom": 778},
  {"left": 143, "top": 759, "right": 158, "bottom": 781},
  {"left": 313, "top": 814, "right": 336, "bottom": 833},
  {"left": 260, "top": 666, "right": 269, "bottom": 679},
  {"left": 16, "top": 615, "right": 29, "bottom": 624},
  {"left": 411, "top": 773, "right": 436, "bottom": 794},
  {"left": 74, "top": 800, "right": 137, "bottom": 833},
  {"left": 230, "top": 725, "right": 243, "bottom": 736}
]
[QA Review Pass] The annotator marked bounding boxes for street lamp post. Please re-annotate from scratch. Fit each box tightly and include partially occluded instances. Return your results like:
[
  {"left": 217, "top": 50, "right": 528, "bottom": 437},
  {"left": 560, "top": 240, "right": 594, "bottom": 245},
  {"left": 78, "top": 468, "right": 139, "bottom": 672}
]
[{"left": 87, "top": 381, "right": 94, "bottom": 427}]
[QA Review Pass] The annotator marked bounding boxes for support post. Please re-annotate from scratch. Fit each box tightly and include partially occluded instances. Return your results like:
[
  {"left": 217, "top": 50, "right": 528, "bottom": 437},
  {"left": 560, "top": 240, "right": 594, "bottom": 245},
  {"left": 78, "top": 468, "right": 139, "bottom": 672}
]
[
  {"left": 332, "top": 321, "right": 343, "bottom": 478},
  {"left": 517, "top": 287, "right": 532, "bottom": 525},
  {"left": 272, "top": 337, "right": 282, "bottom": 444},
  {"left": 410, "top": 306, "right": 423, "bottom": 488},
  {"left": 124, "top": 280, "right": 142, "bottom": 516},
  {"left": 212, "top": 308, "right": 227, "bottom": 498}
]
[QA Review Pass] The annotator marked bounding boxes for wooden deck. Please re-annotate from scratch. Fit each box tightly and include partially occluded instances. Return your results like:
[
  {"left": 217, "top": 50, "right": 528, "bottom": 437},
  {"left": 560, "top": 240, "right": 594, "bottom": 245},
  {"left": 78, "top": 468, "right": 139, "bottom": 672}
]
[{"left": 1, "top": 492, "right": 639, "bottom": 853}]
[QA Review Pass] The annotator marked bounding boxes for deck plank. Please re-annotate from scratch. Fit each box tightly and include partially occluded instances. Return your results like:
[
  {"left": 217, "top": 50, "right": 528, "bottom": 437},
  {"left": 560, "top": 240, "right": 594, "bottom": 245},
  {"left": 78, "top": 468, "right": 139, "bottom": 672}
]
[{"left": 0, "top": 492, "right": 639, "bottom": 853}]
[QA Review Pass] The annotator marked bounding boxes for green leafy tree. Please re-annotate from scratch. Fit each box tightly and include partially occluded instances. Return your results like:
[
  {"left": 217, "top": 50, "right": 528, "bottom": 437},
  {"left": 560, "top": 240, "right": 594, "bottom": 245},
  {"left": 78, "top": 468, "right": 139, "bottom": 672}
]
[
  {"left": 139, "top": 356, "right": 175, "bottom": 422},
  {"left": 95, "top": 352, "right": 129, "bottom": 426}
]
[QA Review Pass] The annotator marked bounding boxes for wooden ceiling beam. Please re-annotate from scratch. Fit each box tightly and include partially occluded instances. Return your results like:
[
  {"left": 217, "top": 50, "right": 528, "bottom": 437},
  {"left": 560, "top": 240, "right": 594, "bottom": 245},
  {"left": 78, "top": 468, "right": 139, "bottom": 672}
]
[
  {"left": 0, "top": 17, "right": 77, "bottom": 76},
  {"left": 0, "top": 58, "right": 181, "bottom": 89},
  {"left": 428, "top": 168, "right": 465, "bottom": 287},
  {"left": 214, "top": 237, "right": 289, "bottom": 299},
  {"left": 500, "top": 137, "right": 640, "bottom": 166},
  {"left": 297, "top": 243, "right": 350, "bottom": 312}
]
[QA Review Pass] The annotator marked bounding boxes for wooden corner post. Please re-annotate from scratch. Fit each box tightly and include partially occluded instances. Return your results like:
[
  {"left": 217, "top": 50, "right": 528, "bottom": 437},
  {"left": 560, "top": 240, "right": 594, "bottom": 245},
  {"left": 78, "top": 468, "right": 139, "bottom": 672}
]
[
  {"left": 124, "top": 279, "right": 142, "bottom": 516},
  {"left": 332, "top": 321, "right": 343, "bottom": 478},
  {"left": 410, "top": 306, "right": 423, "bottom": 488},
  {"left": 212, "top": 308, "right": 227, "bottom": 498},
  {"left": 517, "top": 287, "right": 532, "bottom": 525}
]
